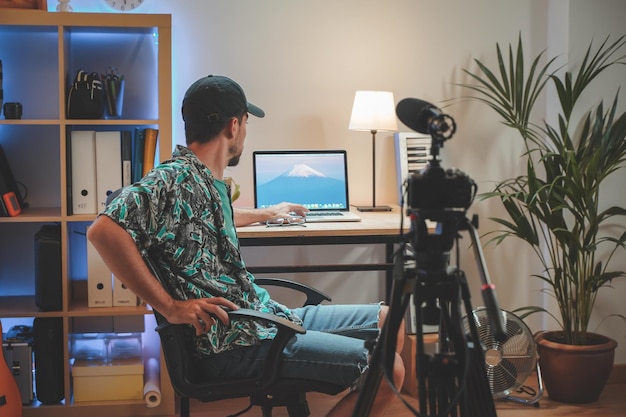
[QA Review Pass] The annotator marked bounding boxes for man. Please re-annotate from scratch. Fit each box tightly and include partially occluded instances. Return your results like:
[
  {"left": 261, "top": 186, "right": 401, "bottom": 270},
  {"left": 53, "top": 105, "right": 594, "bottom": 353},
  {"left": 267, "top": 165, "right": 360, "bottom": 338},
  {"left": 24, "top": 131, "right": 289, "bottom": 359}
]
[{"left": 87, "top": 75, "right": 404, "bottom": 417}]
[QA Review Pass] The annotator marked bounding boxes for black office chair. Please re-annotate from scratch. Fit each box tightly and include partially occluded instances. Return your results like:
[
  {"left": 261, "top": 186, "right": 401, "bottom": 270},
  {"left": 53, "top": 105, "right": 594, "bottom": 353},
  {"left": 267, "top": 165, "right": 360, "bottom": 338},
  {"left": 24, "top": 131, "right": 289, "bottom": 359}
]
[{"left": 143, "top": 255, "right": 346, "bottom": 417}]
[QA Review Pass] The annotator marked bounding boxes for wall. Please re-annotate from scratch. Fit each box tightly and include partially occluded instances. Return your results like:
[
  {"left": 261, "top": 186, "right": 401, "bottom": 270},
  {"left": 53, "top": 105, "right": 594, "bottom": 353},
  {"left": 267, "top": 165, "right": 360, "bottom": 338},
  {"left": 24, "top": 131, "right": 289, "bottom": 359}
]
[{"left": 58, "top": 0, "right": 626, "bottom": 363}]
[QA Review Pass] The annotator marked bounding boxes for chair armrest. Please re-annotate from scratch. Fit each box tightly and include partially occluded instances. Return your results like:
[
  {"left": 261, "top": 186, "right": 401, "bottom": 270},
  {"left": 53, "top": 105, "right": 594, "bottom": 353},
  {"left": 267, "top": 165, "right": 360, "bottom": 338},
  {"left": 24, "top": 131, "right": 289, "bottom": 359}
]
[
  {"left": 228, "top": 308, "right": 305, "bottom": 334},
  {"left": 154, "top": 308, "right": 305, "bottom": 335},
  {"left": 254, "top": 277, "right": 332, "bottom": 306}
]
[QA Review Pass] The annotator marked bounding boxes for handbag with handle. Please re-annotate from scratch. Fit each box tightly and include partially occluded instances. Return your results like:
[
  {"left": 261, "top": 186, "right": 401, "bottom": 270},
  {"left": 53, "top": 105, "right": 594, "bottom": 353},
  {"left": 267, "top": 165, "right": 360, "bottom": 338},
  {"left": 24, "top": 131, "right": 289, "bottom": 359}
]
[{"left": 67, "top": 69, "right": 105, "bottom": 119}]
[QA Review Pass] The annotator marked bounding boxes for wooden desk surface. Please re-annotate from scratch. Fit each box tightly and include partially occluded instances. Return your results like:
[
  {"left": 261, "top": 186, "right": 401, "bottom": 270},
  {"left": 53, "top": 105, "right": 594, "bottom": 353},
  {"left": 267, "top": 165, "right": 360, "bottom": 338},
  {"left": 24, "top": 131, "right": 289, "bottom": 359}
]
[{"left": 236, "top": 206, "right": 410, "bottom": 239}]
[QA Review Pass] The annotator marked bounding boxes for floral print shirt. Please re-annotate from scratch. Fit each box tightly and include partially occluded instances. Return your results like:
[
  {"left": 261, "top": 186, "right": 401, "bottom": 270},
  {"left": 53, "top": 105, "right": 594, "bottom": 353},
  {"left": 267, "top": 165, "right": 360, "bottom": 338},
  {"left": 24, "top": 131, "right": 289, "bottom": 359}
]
[{"left": 102, "top": 145, "right": 301, "bottom": 355}]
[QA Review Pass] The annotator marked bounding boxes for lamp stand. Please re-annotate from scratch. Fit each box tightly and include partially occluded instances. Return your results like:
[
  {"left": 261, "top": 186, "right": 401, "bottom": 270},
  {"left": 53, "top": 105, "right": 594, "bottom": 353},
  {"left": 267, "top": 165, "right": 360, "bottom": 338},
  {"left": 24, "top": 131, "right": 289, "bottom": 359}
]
[{"left": 356, "top": 130, "right": 392, "bottom": 212}]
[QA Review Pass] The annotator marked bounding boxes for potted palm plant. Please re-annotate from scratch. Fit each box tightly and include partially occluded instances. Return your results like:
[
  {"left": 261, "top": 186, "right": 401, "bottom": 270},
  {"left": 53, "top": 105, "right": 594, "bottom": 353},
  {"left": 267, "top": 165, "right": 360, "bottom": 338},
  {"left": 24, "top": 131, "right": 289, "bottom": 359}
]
[{"left": 460, "top": 34, "right": 626, "bottom": 403}]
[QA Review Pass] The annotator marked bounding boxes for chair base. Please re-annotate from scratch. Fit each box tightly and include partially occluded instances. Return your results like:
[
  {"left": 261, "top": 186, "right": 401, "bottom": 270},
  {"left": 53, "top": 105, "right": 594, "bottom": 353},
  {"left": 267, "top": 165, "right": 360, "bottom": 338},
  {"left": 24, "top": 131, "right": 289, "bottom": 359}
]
[
  {"left": 178, "top": 394, "right": 311, "bottom": 417},
  {"left": 253, "top": 391, "right": 310, "bottom": 417}
]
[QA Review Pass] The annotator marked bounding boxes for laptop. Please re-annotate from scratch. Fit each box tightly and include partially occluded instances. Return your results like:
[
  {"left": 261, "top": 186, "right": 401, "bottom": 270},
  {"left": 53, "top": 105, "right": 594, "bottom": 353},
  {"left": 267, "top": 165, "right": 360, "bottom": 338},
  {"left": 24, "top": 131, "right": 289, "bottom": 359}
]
[{"left": 253, "top": 150, "right": 361, "bottom": 222}]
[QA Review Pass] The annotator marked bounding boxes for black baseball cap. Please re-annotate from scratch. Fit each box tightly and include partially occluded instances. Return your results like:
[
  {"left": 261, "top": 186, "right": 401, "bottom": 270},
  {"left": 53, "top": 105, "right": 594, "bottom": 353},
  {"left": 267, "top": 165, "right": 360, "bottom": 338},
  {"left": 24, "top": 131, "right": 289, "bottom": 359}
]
[{"left": 181, "top": 75, "right": 265, "bottom": 126}]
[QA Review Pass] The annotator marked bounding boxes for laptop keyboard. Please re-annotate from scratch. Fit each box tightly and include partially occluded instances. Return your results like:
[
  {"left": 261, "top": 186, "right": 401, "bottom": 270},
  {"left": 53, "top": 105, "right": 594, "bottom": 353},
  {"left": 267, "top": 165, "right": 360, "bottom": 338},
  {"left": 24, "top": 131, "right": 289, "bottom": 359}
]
[{"left": 306, "top": 211, "right": 343, "bottom": 217}]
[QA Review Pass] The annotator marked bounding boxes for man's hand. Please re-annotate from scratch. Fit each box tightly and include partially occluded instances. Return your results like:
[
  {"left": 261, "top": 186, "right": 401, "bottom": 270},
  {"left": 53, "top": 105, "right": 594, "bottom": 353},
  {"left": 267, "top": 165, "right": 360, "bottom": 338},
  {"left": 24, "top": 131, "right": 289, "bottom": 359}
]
[
  {"left": 166, "top": 297, "right": 239, "bottom": 336},
  {"left": 233, "top": 203, "right": 309, "bottom": 227},
  {"left": 266, "top": 202, "right": 309, "bottom": 219}
]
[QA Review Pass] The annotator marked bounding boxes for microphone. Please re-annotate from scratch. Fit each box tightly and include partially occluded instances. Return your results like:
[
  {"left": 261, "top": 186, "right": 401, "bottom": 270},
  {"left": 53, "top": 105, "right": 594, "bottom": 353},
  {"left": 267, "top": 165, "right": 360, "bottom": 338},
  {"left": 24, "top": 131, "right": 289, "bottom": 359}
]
[{"left": 396, "top": 98, "right": 455, "bottom": 138}]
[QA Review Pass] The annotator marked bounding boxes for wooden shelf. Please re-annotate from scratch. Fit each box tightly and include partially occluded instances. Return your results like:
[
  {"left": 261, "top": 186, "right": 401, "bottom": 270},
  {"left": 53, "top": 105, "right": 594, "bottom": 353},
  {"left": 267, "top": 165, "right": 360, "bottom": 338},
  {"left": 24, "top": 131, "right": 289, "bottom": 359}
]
[{"left": 0, "top": 10, "right": 174, "bottom": 417}]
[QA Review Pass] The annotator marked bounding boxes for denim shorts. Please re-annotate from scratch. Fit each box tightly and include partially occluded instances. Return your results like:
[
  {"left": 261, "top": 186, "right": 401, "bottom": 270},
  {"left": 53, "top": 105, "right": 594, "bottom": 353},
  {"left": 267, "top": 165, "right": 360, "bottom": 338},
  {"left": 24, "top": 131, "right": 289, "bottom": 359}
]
[{"left": 199, "top": 303, "right": 382, "bottom": 389}]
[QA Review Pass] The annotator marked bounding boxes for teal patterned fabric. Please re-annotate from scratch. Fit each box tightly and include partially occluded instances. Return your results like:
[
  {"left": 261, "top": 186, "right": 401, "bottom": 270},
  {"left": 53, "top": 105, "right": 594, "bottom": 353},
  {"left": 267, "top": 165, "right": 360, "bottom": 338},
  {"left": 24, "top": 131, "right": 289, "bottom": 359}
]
[{"left": 103, "top": 145, "right": 301, "bottom": 355}]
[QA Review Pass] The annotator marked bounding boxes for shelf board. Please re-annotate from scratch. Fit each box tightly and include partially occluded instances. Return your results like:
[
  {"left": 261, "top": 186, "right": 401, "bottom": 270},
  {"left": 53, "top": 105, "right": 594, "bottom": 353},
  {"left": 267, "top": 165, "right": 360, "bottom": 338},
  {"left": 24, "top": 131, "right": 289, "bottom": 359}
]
[
  {"left": 22, "top": 399, "right": 172, "bottom": 417},
  {"left": 0, "top": 119, "right": 160, "bottom": 125},
  {"left": 0, "top": 119, "right": 60, "bottom": 125},
  {"left": 0, "top": 296, "right": 59, "bottom": 317},
  {"left": 68, "top": 303, "right": 152, "bottom": 317},
  {"left": 0, "top": 207, "right": 62, "bottom": 222},
  {"left": 0, "top": 209, "right": 106, "bottom": 223},
  {"left": 0, "top": 295, "right": 152, "bottom": 318},
  {"left": 0, "top": 10, "right": 171, "bottom": 30},
  {"left": 63, "top": 119, "right": 160, "bottom": 126}
]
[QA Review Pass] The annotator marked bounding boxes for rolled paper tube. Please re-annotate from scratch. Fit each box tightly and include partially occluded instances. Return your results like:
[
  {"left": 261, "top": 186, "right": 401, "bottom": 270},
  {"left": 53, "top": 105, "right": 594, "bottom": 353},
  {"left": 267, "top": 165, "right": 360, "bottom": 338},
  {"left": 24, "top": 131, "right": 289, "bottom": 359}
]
[{"left": 143, "top": 357, "right": 161, "bottom": 407}]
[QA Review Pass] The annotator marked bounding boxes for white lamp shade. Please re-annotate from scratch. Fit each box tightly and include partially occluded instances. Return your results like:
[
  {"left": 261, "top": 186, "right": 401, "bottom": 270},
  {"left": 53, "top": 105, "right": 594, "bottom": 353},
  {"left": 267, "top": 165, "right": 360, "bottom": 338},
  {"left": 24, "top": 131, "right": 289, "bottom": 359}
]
[{"left": 348, "top": 90, "right": 398, "bottom": 132}]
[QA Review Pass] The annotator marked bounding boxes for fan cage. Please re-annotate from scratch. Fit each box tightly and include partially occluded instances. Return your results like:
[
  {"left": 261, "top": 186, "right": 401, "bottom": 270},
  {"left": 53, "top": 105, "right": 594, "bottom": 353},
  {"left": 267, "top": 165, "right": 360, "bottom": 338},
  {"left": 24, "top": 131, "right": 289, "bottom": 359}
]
[{"left": 464, "top": 307, "right": 536, "bottom": 398}]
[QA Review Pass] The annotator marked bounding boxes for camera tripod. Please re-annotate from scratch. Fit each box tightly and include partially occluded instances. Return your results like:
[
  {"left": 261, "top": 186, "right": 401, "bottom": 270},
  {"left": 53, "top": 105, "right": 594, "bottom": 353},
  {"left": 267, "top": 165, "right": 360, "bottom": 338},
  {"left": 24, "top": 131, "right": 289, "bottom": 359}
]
[{"left": 351, "top": 208, "right": 505, "bottom": 417}]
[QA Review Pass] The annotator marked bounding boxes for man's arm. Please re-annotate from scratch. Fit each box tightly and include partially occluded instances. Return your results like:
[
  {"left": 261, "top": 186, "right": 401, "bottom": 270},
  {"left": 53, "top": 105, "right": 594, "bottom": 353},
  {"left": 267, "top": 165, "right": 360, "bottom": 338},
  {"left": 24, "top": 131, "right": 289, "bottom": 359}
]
[
  {"left": 233, "top": 202, "right": 309, "bottom": 227},
  {"left": 86, "top": 215, "right": 237, "bottom": 335}
]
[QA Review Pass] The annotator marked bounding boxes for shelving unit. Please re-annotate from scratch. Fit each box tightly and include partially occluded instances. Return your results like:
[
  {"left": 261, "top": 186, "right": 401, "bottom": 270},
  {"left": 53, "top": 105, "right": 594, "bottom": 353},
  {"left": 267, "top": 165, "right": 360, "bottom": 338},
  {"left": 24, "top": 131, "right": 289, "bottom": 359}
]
[{"left": 0, "top": 10, "right": 174, "bottom": 417}]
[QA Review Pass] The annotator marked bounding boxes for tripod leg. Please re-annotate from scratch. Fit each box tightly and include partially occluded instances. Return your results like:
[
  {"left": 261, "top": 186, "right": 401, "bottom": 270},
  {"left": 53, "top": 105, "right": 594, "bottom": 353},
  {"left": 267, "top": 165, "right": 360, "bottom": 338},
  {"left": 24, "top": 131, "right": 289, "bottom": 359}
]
[
  {"left": 457, "top": 270, "right": 498, "bottom": 417},
  {"left": 413, "top": 267, "right": 498, "bottom": 417},
  {"left": 351, "top": 270, "right": 411, "bottom": 417}
]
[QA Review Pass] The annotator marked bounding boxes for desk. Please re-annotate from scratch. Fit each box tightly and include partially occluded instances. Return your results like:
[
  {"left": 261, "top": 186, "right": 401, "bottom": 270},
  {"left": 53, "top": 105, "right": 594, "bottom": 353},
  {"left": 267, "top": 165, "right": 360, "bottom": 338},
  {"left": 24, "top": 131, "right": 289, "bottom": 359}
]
[{"left": 237, "top": 207, "right": 409, "bottom": 298}]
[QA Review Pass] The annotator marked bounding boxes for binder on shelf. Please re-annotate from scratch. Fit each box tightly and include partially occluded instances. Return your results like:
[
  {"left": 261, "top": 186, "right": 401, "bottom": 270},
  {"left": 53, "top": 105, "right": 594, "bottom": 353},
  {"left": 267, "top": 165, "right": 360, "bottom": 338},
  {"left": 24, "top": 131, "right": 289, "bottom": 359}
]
[
  {"left": 142, "top": 128, "right": 159, "bottom": 176},
  {"left": 69, "top": 130, "right": 98, "bottom": 215},
  {"left": 86, "top": 226, "right": 113, "bottom": 307},
  {"left": 121, "top": 130, "right": 132, "bottom": 186},
  {"left": 113, "top": 276, "right": 138, "bottom": 307},
  {"left": 132, "top": 127, "right": 145, "bottom": 182},
  {"left": 95, "top": 131, "right": 123, "bottom": 213}
]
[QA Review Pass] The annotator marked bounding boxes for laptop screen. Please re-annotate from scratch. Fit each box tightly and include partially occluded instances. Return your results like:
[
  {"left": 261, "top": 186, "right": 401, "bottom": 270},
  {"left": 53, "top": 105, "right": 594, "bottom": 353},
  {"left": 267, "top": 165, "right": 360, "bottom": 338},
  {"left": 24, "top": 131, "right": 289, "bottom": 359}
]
[{"left": 253, "top": 150, "right": 350, "bottom": 210}]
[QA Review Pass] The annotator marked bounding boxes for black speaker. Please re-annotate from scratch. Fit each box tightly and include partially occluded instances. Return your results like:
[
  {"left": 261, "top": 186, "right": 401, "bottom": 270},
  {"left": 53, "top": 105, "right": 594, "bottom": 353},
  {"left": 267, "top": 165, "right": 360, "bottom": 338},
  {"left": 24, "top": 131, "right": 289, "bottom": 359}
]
[
  {"left": 33, "top": 317, "right": 65, "bottom": 404},
  {"left": 34, "top": 224, "right": 62, "bottom": 311}
]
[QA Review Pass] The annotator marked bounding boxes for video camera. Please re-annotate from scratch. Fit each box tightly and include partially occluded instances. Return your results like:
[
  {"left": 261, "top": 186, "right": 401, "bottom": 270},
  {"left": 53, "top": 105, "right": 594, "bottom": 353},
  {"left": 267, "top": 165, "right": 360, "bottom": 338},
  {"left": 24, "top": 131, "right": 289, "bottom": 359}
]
[{"left": 396, "top": 98, "right": 476, "bottom": 211}]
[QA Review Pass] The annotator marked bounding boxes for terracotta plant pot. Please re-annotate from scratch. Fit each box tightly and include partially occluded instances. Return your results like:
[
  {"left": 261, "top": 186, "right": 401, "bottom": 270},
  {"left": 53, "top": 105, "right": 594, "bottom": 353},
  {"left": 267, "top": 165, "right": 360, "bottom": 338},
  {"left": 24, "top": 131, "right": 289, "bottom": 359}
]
[{"left": 535, "top": 331, "right": 617, "bottom": 403}]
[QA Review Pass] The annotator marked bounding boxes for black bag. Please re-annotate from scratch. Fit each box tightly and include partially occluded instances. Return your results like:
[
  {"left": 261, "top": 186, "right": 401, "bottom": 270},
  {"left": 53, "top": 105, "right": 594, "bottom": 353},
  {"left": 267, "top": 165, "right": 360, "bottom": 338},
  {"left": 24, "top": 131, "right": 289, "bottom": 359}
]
[
  {"left": 34, "top": 224, "right": 62, "bottom": 312},
  {"left": 33, "top": 317, "right": 65, "bottom": 404},
  {"left": 67, "top": 70, "right": 105, "bottom": 119}
]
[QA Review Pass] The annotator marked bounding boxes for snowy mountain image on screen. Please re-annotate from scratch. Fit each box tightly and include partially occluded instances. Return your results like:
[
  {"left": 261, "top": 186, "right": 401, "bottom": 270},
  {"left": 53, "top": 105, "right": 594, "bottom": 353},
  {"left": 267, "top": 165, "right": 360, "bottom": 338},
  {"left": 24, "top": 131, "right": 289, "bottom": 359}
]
[{"left": 257, "top": 163, "right": 346, "bottom": 207}]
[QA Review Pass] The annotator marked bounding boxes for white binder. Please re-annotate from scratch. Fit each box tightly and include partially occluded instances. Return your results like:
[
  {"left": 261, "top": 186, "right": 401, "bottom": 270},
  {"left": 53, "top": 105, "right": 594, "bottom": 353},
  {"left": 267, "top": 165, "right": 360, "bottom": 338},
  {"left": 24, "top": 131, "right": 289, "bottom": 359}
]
[
  {"left": 95, "top": 131, "right": 123, "bottom": 212},
  {"left": 70, "top": 130, "right": 97, "bottom": 214},
  {"left": 86, "top": 227, "right": 113, "bottom": 307},
  {"left": 113, "top": 276, "right": 138, "bottom": 306}
]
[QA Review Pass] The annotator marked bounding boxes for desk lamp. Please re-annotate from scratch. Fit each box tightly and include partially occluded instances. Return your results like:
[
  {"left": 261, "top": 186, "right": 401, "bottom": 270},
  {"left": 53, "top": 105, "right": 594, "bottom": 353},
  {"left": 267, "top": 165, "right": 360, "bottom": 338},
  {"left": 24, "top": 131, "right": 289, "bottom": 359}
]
[{"left": 349, "top": 90, "right": 398, "bottom": 211}]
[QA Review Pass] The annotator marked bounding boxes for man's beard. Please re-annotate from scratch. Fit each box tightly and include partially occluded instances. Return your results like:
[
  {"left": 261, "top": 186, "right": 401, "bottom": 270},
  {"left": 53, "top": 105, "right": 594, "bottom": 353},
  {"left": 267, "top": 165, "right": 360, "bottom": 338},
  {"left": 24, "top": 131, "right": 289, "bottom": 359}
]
[
  {"left": 228, "top": 143, "right": 242, "bottom": 167},
  {"left": 227, "top": 154, "right": 241, "bottom": 167}
]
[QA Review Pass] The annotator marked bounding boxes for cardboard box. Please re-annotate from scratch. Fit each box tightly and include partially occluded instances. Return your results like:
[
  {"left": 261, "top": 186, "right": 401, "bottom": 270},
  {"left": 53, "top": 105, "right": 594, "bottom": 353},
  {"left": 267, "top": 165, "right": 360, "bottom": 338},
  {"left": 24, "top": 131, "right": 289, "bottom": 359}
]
[
  {"left": 401, "top": 333, "right": 438, "bottom": 398},
  {"left": 72, "top": 358, "right": 144, "bottom": 402}
]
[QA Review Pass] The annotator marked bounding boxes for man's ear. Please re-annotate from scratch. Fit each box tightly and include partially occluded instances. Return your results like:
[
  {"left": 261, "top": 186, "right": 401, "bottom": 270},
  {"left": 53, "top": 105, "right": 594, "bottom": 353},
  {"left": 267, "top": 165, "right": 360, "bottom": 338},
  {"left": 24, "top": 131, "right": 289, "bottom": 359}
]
[{"left": 224, "top": 117, "right": 239, "bottom": 139}]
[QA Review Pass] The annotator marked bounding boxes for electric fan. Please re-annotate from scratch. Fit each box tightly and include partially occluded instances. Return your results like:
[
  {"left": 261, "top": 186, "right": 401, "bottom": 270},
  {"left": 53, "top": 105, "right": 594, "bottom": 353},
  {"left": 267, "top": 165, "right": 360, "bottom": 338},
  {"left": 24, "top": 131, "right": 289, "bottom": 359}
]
[{"left": 464, "top": 307, "right": 543, "bottom": 406}]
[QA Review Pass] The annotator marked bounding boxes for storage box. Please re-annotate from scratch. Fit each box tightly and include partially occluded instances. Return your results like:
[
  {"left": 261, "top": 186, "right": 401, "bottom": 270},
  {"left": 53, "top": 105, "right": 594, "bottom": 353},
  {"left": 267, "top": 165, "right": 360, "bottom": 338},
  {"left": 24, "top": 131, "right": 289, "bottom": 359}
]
[
  {"left": 401, "top": 333, "right": 438, "bottom": 398},
  {"left": 71, "top": 334, "right": 107, "bottom": 361},
  {"left": 108, "top": 333, "right": 142, "bottom": 360},
  {"left": 72, "top": 358, "right": 144, "bottom": 402},
  {"left": 2, "top": 340, "right": 34, "bottom": 404}
]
